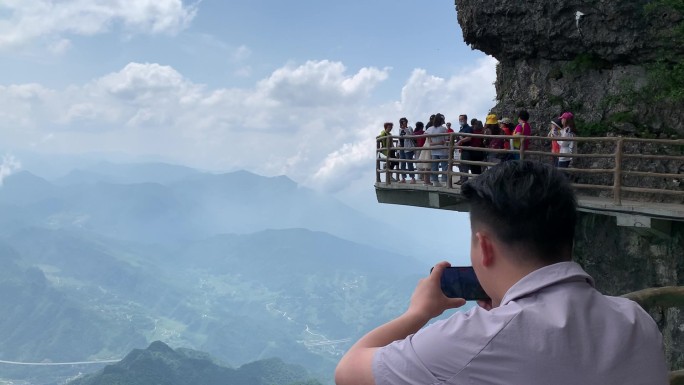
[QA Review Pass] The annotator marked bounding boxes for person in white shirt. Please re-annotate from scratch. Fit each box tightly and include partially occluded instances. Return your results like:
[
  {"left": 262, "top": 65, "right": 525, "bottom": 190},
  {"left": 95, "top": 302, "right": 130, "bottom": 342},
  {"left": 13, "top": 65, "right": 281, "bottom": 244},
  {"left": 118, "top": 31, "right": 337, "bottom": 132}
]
[
  {"left": 557, "top": 111, "right": 577, "bottom": 168},
  {"left": 424, "top": 113, "right": 449, "bottom": 186}
]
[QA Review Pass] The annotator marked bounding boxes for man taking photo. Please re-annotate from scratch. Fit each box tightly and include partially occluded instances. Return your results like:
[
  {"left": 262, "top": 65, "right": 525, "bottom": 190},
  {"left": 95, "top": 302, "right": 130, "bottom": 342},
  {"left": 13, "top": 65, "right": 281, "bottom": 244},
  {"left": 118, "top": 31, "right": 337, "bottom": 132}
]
[{"left": 335, "top": 160, "right": 668, "bottom": 385}]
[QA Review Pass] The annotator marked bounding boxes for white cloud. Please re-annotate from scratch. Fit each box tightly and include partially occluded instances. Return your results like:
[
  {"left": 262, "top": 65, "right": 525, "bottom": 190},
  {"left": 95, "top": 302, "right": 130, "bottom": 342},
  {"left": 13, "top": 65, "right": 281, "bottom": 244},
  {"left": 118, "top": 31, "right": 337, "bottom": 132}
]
[
  {"left": 311, "top": 137, "right": 377, "bottom": 192},
  {"left": 398, "top": 56, "right": 498, "bottom": 123},
  {"left": 95, "top": 62, "right": 193, "bottom": 100},
  {"left": 0, "top": 57, "right": 497, "bottom": 193},
  {"left": 0, "top": 0, "right": 197, "bottom": 49},
  {"left": 257, "top": 60, "right": 389, "bottom": 107},
  {"left": 0, "top": 154, "right": 21, "bottom": 186}
]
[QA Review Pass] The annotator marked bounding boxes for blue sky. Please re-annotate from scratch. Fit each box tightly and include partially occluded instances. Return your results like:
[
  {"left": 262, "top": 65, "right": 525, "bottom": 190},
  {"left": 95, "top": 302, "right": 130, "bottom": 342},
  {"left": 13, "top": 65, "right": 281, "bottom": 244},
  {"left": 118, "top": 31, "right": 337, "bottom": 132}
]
[{"left": 0, "top": 0, "right": 496, "bottom": 262}]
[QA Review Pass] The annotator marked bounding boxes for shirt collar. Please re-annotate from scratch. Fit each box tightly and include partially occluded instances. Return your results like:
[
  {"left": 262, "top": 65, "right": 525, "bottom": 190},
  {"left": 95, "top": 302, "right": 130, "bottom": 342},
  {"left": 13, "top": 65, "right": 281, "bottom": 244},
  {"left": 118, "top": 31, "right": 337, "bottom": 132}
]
[{"left": 501, "top": 262, "right": 594, "bottom": 305}]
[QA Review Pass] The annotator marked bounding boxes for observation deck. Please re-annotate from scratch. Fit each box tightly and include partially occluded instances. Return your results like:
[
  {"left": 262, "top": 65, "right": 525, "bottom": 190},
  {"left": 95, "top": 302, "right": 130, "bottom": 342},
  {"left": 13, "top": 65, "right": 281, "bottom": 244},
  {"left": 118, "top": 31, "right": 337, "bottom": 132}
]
[{"left": 375, "top": 133, "right": 684, "bottom": 233}]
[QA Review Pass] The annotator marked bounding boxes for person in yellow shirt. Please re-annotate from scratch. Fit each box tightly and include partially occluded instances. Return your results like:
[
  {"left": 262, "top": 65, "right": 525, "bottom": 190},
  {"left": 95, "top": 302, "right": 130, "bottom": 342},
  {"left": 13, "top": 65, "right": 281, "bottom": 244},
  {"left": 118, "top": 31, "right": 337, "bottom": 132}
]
[{"left": 377, "top": 122, "right": 398, "bottom": 179}]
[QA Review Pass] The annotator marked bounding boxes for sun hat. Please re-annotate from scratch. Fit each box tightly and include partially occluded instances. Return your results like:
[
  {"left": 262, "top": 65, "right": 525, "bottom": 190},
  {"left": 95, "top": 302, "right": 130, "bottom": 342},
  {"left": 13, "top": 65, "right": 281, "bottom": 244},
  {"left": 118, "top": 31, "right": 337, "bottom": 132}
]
[
  {"left": 485, "top": 114, "right": 498, "bottom": 125},
  {"left": 559, "top": 112, "right": 574, "bottom": 120},
  {"left": 499, "top": 117, "right": 512, "bottom": 125}
]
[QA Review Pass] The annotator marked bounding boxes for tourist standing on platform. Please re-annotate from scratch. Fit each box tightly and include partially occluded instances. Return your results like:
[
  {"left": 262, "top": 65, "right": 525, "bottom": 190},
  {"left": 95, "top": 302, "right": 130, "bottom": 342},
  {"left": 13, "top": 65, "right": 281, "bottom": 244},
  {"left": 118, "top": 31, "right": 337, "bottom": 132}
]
[
  {"left": 484, "top": 114, "right": 504, "bottom": 166},
  {"left": 425, "top": 114, "right": 436, "bottom": 130},
  {"left": 413, "top": 121, "right": 426, "bottom": 157},
  {"left": 499, "top": 118, "right": 514, "bottom": 161},
  {"left": 548, "top": 118, "right": 563, "bottom": 166},
  {"left": 512, "top": 110, "right": 532, "bottom": 160},
  {"left": 425, "top": 113, "right": 449, "bottom": 186},
  {"left": 415, "top": 121, "right": 431, "bottom": 186},
  {"left": 558, "top": 112, "right": 577, "bottom": 168},
  {"left": 455, "top": 114, "right": 475, "bottom": 185},
  {"left": 455, "top": 115, "right": 473, "bottom": 185},
  {"left": 377, "top": 122, "right": 398, "bottom": 180},
  {"left": 398, "top": 117, "right": 416, "bottom": 184},
  {"left": 470, "top": 120, "right": 486, "bottom": 173}
]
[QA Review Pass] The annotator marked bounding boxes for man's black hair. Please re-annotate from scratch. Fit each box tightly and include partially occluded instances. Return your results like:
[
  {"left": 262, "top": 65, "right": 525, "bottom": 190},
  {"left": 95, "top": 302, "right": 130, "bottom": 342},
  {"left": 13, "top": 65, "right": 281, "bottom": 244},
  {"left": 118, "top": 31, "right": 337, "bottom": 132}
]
[
  {"left": 461, "top": 160, "right": 577, "bottom": 264},
  {"left": 415, "top": 121, "right": 424, "bottom": 129},
  {"left": 518, "top": 110, "right": 530, "bottom": 121}
]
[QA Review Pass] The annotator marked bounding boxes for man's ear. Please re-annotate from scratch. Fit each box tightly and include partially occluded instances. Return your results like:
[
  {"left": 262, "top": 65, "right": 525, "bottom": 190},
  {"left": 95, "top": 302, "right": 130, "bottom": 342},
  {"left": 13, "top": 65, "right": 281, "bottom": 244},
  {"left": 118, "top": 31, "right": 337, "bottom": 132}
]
[{"left": 475, "top": 231, "right": 495, "bottom": 267}]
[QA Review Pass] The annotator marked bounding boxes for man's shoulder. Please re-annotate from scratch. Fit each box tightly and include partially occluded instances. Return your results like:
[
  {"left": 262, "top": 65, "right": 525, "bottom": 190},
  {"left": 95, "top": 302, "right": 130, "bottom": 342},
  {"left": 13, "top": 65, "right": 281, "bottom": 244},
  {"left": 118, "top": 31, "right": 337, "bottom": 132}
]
[{"left": 423, "top": 304, "right": 524, "bottom": 342}]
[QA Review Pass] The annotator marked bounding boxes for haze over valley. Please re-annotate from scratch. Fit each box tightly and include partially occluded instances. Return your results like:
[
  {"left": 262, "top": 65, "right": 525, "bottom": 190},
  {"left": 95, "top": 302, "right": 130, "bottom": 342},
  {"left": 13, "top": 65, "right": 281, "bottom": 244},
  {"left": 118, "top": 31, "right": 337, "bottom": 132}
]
[{"left": 0, "top": 161, "right": 469, "bottom": 384}]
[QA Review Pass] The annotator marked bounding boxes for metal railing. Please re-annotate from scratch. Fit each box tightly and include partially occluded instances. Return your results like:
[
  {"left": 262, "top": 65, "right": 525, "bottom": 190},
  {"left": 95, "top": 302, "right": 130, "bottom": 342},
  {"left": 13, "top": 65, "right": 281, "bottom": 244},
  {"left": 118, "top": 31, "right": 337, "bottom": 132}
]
[{"left": 376, "top": 133, "right": 684, "bottom": 206}]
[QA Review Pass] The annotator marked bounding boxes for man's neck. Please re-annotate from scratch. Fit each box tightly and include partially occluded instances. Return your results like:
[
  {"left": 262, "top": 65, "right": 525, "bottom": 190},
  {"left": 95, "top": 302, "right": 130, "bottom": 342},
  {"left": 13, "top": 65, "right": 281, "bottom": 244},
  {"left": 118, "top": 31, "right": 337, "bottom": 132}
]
[{"left": 490, "top": 256, "right": 547, "bottom": 306}]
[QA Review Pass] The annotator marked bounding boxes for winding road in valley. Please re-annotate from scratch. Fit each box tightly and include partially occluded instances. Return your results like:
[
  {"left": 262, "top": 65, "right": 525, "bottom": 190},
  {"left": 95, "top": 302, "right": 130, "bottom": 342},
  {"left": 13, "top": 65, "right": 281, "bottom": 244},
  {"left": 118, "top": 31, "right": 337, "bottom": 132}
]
[{"left": 0, "top": 359, "right": 120, "bottom": 366}]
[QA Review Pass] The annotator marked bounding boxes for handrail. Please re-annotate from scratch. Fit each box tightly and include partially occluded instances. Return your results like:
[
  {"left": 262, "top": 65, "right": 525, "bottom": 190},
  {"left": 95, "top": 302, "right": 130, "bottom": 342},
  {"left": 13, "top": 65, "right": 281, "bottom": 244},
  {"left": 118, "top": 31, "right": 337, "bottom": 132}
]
[{"left": 375, "top": 133, "right": 684, "bottom": 206}]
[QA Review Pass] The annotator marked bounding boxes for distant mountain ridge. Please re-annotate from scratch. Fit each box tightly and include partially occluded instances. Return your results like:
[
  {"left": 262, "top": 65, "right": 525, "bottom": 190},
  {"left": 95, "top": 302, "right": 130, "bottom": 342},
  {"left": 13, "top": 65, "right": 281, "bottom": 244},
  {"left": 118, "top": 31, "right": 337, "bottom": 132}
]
[
  {"left": 54, "top": 161, "right": 202, "bottom": 186},
  {"left": 67, "top": 341, "right": 322, "bottom": 385},
  {"left": 0, "top": 164, "right": 412, "bottom": 255}
]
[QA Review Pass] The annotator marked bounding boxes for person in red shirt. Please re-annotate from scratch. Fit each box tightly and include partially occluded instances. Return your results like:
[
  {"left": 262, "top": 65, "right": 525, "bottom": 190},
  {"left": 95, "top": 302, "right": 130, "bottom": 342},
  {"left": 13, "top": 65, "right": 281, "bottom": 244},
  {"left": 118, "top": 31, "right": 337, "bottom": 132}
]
[
  {"left": 413, "top": 121, "right": 426, "bottom": 147},
  {"left": 498, "top": 118, "right": 514, "bottom": 161}
]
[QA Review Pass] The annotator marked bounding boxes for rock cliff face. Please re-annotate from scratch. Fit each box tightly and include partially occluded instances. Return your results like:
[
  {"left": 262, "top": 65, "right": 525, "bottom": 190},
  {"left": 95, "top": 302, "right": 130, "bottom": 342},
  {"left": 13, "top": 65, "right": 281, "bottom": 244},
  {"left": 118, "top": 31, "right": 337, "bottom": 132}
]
[
  {"left": 454, "top": 0, "right": 684, "bottom": 371},
  {"left": 455, "top": 0, "right": 683, "bottom": 136},
  {"left": 574, "top": 213, "right": 684, "bottom": 370}
]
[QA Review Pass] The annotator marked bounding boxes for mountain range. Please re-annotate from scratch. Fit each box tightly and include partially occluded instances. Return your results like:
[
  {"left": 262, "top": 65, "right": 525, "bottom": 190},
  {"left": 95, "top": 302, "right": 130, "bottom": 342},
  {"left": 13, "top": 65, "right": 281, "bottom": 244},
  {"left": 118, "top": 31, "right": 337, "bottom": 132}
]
[
  {"left": 0, "top": 163, "right": 419, "bottom": 255},
  {"left": 0, "top": 162, "right": 430, "bottom": 384}
]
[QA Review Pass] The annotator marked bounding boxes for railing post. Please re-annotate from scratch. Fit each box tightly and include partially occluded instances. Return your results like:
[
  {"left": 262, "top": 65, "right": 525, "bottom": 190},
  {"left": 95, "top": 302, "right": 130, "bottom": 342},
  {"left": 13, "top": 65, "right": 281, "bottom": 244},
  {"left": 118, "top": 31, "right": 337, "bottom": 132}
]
[
  {"left": 376, "top": 148, "right": 381, "bottom": 184},
  {"left": 386, "top": 136, "right": 393, "bottom": 185},
  {"left": 614, "top": 138, "right": 623, "bottom": 205},
  {"left": 447, "top": 133, "right": 455, "bottom": 188},
  {"left": 519, "top": 136, "right": 526, "bottom": 161}
]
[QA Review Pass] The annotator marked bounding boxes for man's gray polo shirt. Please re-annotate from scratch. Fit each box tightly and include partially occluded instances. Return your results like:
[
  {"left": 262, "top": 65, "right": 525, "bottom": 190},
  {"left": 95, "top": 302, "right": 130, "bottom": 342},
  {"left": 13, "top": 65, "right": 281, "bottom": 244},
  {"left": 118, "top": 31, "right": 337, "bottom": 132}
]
[{"left": 373, "top": 262, "right": 668, "bottom": 385}]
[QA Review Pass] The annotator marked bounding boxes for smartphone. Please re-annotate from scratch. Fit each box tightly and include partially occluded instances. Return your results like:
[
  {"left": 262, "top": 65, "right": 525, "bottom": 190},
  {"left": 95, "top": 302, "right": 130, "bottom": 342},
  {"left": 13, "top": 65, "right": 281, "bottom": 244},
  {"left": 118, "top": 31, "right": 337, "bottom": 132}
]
[{"left": 430, "top": 266, "right": 489, "bottom": 300}]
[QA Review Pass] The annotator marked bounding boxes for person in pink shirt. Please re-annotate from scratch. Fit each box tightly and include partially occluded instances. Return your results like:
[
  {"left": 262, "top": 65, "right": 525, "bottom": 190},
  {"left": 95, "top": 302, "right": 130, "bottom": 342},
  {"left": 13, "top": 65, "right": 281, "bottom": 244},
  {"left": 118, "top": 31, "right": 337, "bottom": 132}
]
[
  {"left": 511, "top": 109, "right": 532, "bottom": 160},
  {"left": 335, "top": 161, "right": 668, "bottom": 385}
]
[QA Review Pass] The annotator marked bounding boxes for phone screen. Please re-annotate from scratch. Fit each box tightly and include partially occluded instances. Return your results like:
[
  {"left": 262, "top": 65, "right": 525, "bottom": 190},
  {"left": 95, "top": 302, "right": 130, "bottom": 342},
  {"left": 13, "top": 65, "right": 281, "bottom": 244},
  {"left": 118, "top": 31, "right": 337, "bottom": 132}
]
[{"left": 432, "top": 266, "right": 489, "bottom": 300}]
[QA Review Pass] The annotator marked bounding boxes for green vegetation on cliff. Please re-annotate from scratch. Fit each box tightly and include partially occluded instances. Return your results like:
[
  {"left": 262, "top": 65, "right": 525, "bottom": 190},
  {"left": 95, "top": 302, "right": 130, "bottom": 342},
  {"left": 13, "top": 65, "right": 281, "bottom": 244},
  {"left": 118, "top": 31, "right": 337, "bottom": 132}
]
[{"left": 644, "top": 0, "right": 684, "bottom": 103}]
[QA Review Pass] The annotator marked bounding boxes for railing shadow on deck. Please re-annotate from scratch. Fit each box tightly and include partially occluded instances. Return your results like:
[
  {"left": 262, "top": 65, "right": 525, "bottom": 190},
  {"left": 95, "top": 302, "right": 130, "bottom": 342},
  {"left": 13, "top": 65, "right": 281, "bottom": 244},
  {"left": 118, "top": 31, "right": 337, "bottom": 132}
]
[{"left": 376, "top": 133, "right": 684, "bottom": 206}]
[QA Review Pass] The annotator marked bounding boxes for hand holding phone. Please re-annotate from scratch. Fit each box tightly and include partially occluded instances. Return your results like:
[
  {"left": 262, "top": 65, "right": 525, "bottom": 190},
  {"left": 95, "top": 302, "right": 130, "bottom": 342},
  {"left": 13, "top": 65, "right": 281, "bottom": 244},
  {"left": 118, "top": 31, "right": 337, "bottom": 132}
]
[
  {"left": 409, "top": 262, "right": 467, "bottom": 319},
  {"left": 430, "top": 266, "right": 490, "bottom": 301}
]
